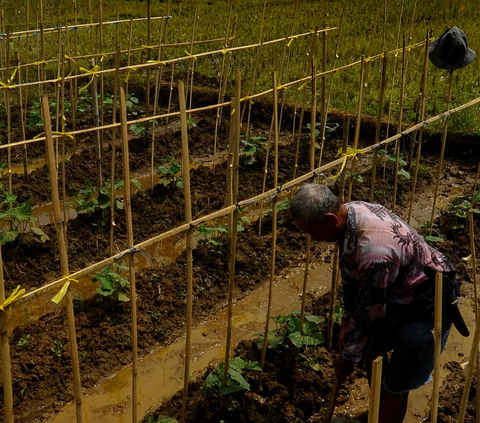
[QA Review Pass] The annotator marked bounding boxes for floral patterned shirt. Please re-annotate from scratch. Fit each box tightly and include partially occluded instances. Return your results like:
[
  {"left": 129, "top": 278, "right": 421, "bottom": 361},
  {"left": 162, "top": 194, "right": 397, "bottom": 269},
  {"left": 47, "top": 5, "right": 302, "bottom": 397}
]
[{"left": 340, "top": 201, "right": 454, "bottom": 362}]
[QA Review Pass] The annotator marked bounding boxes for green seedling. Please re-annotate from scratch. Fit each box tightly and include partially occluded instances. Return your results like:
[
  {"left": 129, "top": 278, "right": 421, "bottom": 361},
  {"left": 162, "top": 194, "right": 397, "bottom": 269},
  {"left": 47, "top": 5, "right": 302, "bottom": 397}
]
[
  {"left": 51, "top": 340, "right": 64, "bottom": 358},
  {"left": 333, "top": 305, "right": 343, "bottom": 325},
  {"left": 93, "top": 265, "right": 130, "bottom": 302},
  {"left": 194, "top": 223, "right": 228, "bottom": 249},
  {"left": 203, "top": 357, "right": 262, "bottom": 395},
  {"left": 240, "top": 134, "right": 266, "bottom": 166},
  {"left": 18, "top": 333, "right": 30, "bottom": 349},
  {"left": 444, "top": 194, "right": 480, "bottom": 231},
  {"left": 257, "top": 310, "right": 324, "bottom": 349},
  {"left": 157, "top": 157, "right": 183, "bottom": 188},
  {"left": 0, "top": 187, "right": 49, "bottom": 245}
]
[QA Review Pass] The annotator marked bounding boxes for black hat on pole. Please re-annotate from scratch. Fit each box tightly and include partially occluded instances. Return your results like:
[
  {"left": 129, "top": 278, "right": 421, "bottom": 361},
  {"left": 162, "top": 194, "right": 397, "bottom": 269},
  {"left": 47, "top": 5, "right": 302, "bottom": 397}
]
[{"left": 429, "top": 26, "right": 475, "bottom": 70}]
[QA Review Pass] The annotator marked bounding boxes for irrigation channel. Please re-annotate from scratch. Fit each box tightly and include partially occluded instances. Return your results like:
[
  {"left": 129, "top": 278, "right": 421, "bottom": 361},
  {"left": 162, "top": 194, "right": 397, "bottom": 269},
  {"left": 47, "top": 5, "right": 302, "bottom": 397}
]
[{"left": 2, "top": 2, "right": 480, "bottom": 423}]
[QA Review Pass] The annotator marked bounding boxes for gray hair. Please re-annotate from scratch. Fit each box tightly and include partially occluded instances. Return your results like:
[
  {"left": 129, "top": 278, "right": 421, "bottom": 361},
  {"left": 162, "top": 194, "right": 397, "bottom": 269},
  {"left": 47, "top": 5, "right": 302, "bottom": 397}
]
[{"left": 290, "top": 184, "right": 341, "bottom": 225}]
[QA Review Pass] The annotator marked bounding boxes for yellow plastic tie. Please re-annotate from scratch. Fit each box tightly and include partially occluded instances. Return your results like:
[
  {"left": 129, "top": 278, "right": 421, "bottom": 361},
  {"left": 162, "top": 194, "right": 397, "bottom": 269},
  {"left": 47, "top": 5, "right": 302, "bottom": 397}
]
[
  {"left": 394, "top": 50, "right": 400, "bottom": 58},
  {"left": 241, "top": 96, "right": 254, "bottom": 105},
  {"left": 147, "top": 60, "right": 167, "bottom": 66},
  {"left": 228, "top": 35, "right": 236, "bottom": 41},
  {"left": 141, "top": 45, "right": 155, "bottom": 50},
  {"left": 33, "top": 131, "right": 74, "bottom": 140},
  {"left": 78, "top": 65, "right": 100, "bottom": 93},
  {"left": 0, "top": 286, "right": 26, "bottom": 312},
  {"left": 221, "top": 48, "right": 231, "bottom": 55},
  {"left": 330, "top": 148, "right": 363, "bottom": 180},
  {"left": 0, "top": 80, "right": 12, "bottom": 89},
  {"left": 298, "top": 81, "right": 309, "bottom": 91},
  {"left": 65, "top": 54, "right": 78, "bottom": 77},
  {"left": 287, "top": 35, "right": 298, "bottom": 47},
  {"left": 10, "top": 66, "right": 19, "bottom": 82},
  {"left": 51, "top": 276, "right": 79, "bottom": 304},
  {"left": 125, "top": 67, "right": 138, "bottom": 83},
  {"left": 33, "top": 60, "right": 47, "bottom": 66},
  {"left": 365, "top": 57, "right": 373, "bottom": 63},
  {"left": 100, "top": 55, "right": 106, "bottom": 63},
  {"left": 277, "top": 84, "right": 287, "bottom": 91},
  {"left": 231, "top": 107, "right": 235, "bottom": 115},
  {"left": 184, "top": 50, "right": 197, "bottom": 60}
]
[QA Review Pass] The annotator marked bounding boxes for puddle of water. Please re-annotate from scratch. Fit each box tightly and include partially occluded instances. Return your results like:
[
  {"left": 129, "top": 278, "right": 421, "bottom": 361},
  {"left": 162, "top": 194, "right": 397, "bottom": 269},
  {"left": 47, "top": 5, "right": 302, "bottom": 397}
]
[{"left": 44, "top": 263, "right": 332, "bottom": 423}]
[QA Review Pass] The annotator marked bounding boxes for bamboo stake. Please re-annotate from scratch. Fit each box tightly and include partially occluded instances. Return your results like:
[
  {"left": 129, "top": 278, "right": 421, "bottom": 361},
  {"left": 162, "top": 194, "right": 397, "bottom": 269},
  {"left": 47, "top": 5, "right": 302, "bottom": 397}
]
[
  {"left": 0, "top": 246, "right": 14, "bottom": 423},
  {"left": 323, "top": 6, "right": 345, "bottom": 148},
  {"left": 89, "top": 58, "right": 103, "bottom": 188},
  {"left": 186, "top": 8, "right": 199, "bottom": 109},
  {"left": 392, "top": 37, "right": 407, "bottom": 213},
  {"left": 24, "top": 1, "right": 30, "bottom": 135},
  {"left": 119, "top": 87, "right": 139, "bottom": 423},
  {"left": 260, "top": 73, "right": 279, "bottom": 369},
  {"left": 126, "top": 18, "right": 133, "bottom": 95},
  {"left": 428, "top": 71, "right": 454, "bottom": 234},
  {"left": 277, "top": 0, "right": 299, "bottom": 134},
  {"left": 150, "top": 19, "right": 166, "bottom": 189},
  {"left": 317, "top": 30, "right": 328, "bottom": 167},
  {"left": 146, "top": 0, "right": 151, "bottom": 116},
  {"left": 327, "top": 119, "right": 348, "bottom": 350},
  {"left": 178, "top": 80, "right": 194, "bottom": 423},
  {"left": 292, "top": 88, "right": 307, "bottom": 182},
  {"left": 242, "top": 0, "right": 267, "bottom": 134},
  {"left": 310, "top": 60, "right": 317, "bottom": 171},
  {"left": 363, "top": 7, "right": 379, "bottom": 88},
  {"left": 431, "top": 272, "right": 443, "bottom": 422},
  {"left": 458, "top": 292, "right": 480, "bottom": 422},
  {"left": 408, "top": 32, "right": 431, "bottom": 224},
  {"left": 16, "top": 52, "right": 29, "bottom": 183},
  {"left": 109, "top": 46, "right": 121, "bottom": 256},
  {"left": 60, "top": 47, "right": 68, "bottom": 231},
  {"left": 4, "top": 28, "right": 12, "bottom": 194},
  {"left": 299, "top": 60, "right": 317, "bottom": 331},
  {"left": 368, "top": 356, "right": 383, "bottom": 423},
  {"left": 469, "top": 208, "right": 480, "bottom": 423},
  {"left": 384, "top": 1, "right": 404, "bottom": 142},
  {"left": 42, "top": 95, "right": 84, "bottom": 423},
  {"left": 55, "top": 28, "right": 62, "bottom": 167},
  {"left": 222, "top": 69, "right": 241, "bottom": 391},
  {"left": 369, "top": 52, "right": 388, "bottom": 203},
  {"left": 99, "top": 0, "right": 105, "bottom": 149},
  {"left": 347, "top": 58, "right": 366, "bottom": 202},
  {"left": 39, "top": 0, "right": 46, "bottom": 96},
  {"left": 212, "top": 2, "right": 233, "bottom": 172}
]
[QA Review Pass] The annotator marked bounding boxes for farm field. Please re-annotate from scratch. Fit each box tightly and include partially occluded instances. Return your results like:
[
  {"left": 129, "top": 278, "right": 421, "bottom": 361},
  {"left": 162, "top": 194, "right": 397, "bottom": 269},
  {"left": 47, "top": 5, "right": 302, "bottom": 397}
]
[{"left": 0, "top": 1, "right": 480, "bottom": 423}]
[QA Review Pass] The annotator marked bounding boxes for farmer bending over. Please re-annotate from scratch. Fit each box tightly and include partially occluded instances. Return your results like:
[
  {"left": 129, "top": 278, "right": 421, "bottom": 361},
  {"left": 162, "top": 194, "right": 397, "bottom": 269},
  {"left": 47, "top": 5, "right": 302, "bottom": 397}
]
[{"left": 290, "top": 184, "right": 469, "bottom": 423}]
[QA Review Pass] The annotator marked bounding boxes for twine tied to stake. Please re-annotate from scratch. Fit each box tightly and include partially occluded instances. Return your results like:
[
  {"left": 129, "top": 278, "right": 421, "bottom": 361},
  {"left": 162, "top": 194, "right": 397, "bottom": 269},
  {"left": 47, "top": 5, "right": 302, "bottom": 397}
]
[
  {"left": 51, "top": 276, "right": 79, "bottom": 304},
  {"left": 0, "top": 286, "right": 26, "bottom": 312},
  {"left": 33, "top": 131, "right": 74, "bottom": 140},
  {"left": 287, "top": 35, "right": 298, "bottom": 47},
  {"left": 184, "top": 50, "right": 197, "bottom": 60},
  {"left": 125, "top": 67, "right": 137, "bottom": 83}
]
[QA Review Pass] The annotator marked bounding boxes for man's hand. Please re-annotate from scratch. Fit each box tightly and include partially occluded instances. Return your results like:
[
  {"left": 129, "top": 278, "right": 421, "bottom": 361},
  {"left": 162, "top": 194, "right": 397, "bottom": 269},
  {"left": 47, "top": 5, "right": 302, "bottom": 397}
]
[{"left": 334, "top": 354, "right": 355, "bottom": 382}]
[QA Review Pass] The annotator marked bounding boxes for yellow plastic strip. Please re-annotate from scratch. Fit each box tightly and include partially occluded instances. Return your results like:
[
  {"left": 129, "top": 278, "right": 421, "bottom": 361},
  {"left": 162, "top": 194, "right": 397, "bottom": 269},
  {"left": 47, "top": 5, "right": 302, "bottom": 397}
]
[
  {"left": 51, "top": 276, "right": 79, "bottom": 304},
  {"left": 33, "top": 131, "right": 74, "bottom": 140},
  {"left": 0, "top": 286, "right": 26, "bottom": 312},
  {"left": 125, "top": 67, "right": 137, "bottom": 83},
  {"left": 287, "top": 36, "right": 298, "bottom": 47},
  {"left": 298, "top": 81, "right": 309, "bottom": 91},
  {"left": 184, "top": 50, "right": 197, "bottom": 60},
  {"left": 78, "top": 65, "right": 100, "bottom": 93},
  {"left": 141, "top": 45, "right": 155, "bottom": 49},
  {"left": 330, "top": 148, "right": 363, "bottom": 180}
]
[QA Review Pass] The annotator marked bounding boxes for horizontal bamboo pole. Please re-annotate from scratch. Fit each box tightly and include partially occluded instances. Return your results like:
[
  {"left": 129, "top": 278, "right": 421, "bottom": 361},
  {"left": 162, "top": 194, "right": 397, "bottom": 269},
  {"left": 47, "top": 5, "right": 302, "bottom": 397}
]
[
  {"left": 12, "top": 92, "right": 480, "bottom": 308},
  {"left": 0, "top": 37, "right": 227, "bottom": 73},
  {"left": 7, "top": 15, "right": 170, "bottom": 39},
  {"left": 0, "top": 28, "right": 339, "bottom": 91}
]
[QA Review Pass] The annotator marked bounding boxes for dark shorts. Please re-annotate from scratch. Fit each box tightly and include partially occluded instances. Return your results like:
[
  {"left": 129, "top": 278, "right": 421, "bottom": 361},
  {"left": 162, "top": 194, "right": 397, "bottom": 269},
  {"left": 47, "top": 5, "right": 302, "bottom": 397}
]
[{"left": 370, "top": 319, "right": 452, "bottom": 394}]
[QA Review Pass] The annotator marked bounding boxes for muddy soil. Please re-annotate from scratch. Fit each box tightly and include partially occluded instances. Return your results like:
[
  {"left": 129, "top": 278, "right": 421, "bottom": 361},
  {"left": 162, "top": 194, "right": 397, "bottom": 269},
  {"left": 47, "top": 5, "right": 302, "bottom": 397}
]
[
  {"left": 436, "top": 361, "right": 478, "bottom": 423},
  {"left": 143, "top": 332, "right": 363, "bottom": 423},
  {"left": 0, "top": 208, "right": 332, "bottom": 422}
]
